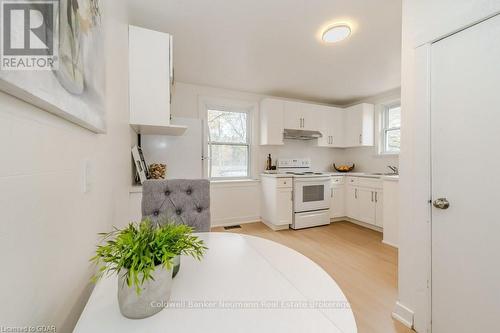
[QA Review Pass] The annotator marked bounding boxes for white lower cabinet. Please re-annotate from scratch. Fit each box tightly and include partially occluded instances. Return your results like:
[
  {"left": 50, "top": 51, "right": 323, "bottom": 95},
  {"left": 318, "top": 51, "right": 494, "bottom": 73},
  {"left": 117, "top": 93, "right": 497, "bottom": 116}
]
[
  {"left": 356, "top": 188, "right": 376, "bottom": 225},
  {"left": 339, "top": 176, "right": 384, "bottom": 228},
  {"left": 330, "top": 177, "right": 345, "bottom": 218},
  {"left": 345, "top": 186, "right": 357, "bottom": 219},
  {"left": 261, "top": 176, "right": 293, "bottom": 230},
  {"left": 374, "top": 190, "right": 383, "bottom": 227}
]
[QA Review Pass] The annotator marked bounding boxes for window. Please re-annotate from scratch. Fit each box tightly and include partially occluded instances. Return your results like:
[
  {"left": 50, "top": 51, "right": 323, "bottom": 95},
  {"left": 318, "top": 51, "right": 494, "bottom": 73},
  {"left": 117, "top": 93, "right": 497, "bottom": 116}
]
[
  {"left": 381, "top": 103, "right": 401, "bottom": 154},
  {"left": 207, "top": 108, "right": 250, "bottom": 179}
]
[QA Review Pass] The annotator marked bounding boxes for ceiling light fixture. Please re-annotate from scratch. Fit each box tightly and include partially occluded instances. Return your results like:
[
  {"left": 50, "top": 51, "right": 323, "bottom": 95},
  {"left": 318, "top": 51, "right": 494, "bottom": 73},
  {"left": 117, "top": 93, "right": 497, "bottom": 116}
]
[{"left": 322, "top": 25, "right": 351, "bottom": 43}]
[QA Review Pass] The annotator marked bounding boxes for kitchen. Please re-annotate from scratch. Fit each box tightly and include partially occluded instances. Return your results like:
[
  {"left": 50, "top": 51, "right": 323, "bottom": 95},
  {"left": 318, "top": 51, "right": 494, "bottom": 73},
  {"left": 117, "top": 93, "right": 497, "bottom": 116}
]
[
  {"left": 3, "top": 1, "right": 500, "bottom": 333},
  {"left": 125, "top": 3, "right": 403, "bottom": 330},
  {"left": 130, "top": 85, "right": 401, "bottom": 247}
]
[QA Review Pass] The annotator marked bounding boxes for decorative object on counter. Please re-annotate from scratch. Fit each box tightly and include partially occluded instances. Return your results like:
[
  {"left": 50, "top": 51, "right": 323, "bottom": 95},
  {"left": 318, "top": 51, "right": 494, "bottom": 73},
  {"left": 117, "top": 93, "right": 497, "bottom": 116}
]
[
  {"left": 149, "top": 163, "right": 167, "bottom": 179},
  {"left": 91, "top": 219, "right": 207, "bottom": 319},
  {"left": 132, "top": 145, "right": 149, "bottom": 184},
  {"left": 333, "top": 163, "right": 355, "bottom": 173},
  {"left": 266, "top": 154, "right": 273, "bottom": 170}
]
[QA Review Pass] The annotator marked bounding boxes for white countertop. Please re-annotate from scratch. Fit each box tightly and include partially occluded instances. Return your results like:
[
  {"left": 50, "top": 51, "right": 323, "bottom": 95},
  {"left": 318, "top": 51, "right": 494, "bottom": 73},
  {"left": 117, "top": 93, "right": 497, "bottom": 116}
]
[
  {"left": 262, "top": 172, "right": 399, "bottom": 181},
  {"left": 74, "top": 233, "right": 357, "bottom": 333}
]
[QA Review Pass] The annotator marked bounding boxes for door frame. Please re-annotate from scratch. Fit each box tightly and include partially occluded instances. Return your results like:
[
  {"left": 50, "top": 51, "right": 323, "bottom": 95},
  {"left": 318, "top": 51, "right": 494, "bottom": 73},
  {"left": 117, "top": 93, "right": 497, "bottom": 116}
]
[{"left": 412, "top": 12, "right": 500, "bottom": 333}]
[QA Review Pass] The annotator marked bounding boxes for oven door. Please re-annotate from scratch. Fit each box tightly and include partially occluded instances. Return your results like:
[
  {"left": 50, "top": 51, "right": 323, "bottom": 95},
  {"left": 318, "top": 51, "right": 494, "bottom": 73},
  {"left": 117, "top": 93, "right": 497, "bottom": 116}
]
[{"left": 293, "top": 177, "right": 331, "bottom": 212}]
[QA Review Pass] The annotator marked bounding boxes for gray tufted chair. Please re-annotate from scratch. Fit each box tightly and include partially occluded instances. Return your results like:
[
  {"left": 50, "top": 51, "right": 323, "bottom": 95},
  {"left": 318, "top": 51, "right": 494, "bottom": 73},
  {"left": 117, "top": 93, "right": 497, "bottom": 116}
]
[{"left": 141, "top": 179, "right": 211, "bottom": 232}]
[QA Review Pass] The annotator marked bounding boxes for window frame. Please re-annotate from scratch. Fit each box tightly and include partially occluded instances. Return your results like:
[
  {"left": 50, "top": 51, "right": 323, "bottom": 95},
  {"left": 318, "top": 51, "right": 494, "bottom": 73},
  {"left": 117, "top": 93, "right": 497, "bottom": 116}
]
[
  {"left": 202, "top": 100, "right": 253, "bottom": 181},
  {"left": 380, "top": 101, "right": 401, "bottom": 155}
]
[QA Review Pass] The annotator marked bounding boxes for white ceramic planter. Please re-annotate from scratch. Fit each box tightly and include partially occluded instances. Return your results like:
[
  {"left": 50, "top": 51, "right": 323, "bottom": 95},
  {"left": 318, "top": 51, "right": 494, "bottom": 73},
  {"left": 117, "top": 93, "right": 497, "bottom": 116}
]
[
  {"left": 117, "top": 265, "right": 173, "bottom": 319},
  {"left": 172, "top": 255, "right": 181, "bottom": 278}
]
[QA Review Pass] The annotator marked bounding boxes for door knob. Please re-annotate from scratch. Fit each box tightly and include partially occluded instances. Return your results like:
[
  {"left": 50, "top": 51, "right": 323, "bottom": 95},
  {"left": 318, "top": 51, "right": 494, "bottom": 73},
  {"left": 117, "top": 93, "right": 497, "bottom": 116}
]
[{"left": 433, "top": 198, "right": 450, "bottom": 209}]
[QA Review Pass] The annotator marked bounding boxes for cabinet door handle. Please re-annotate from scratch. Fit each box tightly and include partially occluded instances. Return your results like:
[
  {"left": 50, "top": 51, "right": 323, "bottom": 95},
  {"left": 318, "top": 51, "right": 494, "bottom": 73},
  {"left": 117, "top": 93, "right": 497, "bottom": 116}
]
[
  {"left": 355, "top": 188, "right": 358, "bottom": 199},
  {"left": 359, "top": 134, "right": 362, "bottom": 144},
  {"left": 371, "top": 191, "right": 374, "bottom": 202},
  {"left": 331, "top": 188, "right": 333, "bottom": 198},
  {"left": 375, "top": 192, "right": 378, "bottom": 203}
]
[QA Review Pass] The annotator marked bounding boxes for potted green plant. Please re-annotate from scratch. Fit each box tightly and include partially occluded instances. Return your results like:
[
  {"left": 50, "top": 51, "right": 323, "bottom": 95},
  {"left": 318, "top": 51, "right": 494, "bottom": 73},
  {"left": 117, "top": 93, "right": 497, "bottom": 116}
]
[{"left": 91, "top": 219, "right": 207, "bottom": 319}]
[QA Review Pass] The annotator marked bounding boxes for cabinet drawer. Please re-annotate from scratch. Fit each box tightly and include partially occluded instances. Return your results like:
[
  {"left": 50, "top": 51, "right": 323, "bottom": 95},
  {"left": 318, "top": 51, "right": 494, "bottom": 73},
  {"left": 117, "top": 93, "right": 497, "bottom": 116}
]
[
  {"left": 356, "top": 177, "right": 382, "bottom": 189},
  {"left": 346, "top": 177, "right": 359, "bottom": 186},
  {"left": 276, "top": 178, "right": 293, "bottom": 188},
  {"left": 346, "top": 176, "right": 382, "bottom": 189},
  {"left": 331, "top": 176, "right": 345, "bottom": 185}
]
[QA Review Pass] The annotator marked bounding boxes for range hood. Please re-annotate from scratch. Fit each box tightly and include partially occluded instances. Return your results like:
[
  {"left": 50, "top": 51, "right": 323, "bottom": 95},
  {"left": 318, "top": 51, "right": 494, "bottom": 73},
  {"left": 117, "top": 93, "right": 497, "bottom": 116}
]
[{"left": 283, "top": 128, "right": 323, "bottom": 140}]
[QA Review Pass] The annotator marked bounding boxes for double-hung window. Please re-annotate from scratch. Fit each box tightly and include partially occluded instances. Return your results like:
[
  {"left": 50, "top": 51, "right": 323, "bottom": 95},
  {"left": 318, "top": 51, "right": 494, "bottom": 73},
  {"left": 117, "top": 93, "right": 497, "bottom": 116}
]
[
  {"left": 381, "top": 103, "right": 401, "bottom": 154},
  {"left": 207, "top": 108, "right": 250, "bottom": 179}
]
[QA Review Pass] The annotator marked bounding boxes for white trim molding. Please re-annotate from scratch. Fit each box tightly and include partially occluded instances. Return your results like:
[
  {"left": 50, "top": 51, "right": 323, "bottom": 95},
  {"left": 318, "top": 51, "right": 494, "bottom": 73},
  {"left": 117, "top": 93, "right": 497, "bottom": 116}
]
[
  {"left": 392, "top": 301, "right": 415, "bottom": 329},
  {"left": 198, "top": 95, "right": 260, "bottom": 180}
]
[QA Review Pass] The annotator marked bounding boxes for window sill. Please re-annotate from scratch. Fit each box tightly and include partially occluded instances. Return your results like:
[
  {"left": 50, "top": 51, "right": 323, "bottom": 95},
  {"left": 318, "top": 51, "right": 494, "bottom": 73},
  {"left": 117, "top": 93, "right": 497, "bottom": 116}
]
[{"left": 377, "top": 152, "right": 400, "bottom": 157}]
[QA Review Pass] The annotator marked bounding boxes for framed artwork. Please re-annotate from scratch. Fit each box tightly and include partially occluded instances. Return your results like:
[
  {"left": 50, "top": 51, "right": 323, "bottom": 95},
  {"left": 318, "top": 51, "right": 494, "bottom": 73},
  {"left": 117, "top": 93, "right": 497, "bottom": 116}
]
[{"left": 0, "top": 0, "right": 106, "bottom": 133}]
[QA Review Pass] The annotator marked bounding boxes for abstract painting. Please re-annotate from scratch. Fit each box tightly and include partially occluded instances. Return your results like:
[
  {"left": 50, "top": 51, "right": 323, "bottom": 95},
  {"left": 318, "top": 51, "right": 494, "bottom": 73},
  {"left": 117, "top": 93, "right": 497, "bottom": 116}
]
[{"left": 0, "top": 0, "right": 105, "bottom": 133}]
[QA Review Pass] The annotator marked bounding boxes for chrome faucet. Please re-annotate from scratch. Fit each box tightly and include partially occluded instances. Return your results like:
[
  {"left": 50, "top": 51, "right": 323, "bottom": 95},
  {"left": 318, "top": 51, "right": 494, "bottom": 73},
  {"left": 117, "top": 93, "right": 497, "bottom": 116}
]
[{"left": 387, "top": 165, "right": 399, "bottom": 175}]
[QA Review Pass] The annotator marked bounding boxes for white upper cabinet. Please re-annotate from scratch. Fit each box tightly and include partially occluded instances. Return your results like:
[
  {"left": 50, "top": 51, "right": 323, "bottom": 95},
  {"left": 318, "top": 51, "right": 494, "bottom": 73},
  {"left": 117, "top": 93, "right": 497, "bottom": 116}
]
[
  {"left": 343, "top": 103, "right": 374, "bottom": 147},
  {"left": 129, "top": 25, "right": 185, "bottom": 135},
  {"left": 282, "top": 101, "right": 320, "bottom": 131},
  {"left": 260, "top": 97, "right": 373, "bottom": 148},
  {"left": 260, "top": 98, "right": 284, "bottom": 145},
  {"left": 299, "top": 103, "right": 321, "bottom": 131},
  {"left": 283, "top": 101, "right": 304, "bottom": 130},
  {"left": 317, "top": 106, "right": 344, "bottom": 148}
]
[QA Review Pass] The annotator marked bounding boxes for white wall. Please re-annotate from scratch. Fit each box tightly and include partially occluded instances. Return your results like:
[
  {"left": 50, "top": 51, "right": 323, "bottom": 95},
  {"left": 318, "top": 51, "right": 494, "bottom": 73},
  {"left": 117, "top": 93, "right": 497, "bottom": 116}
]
[
  {"left": 399, "top": 1, "right": 500, "bottom": 332},
  {"left": 0, "top": 2, "right": 132, "bottom": 332}
]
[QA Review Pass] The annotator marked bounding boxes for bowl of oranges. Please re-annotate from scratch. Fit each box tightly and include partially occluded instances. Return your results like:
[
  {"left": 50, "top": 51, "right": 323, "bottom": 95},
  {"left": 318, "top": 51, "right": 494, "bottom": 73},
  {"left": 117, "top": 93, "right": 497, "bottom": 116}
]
[{"left": 333, "top": 163, "right": 355, "bottom": 173}]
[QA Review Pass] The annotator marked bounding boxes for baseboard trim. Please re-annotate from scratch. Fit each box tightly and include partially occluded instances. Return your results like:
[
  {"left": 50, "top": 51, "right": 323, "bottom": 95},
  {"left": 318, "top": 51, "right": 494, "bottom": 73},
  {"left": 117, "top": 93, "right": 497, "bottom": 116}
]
[
  {"left": 261, "top": 219, "right": 289, "bottom": 231},
  {"left": 382, "top": 240, "right": 398, "bottom": 249},
  {"left": 392, "top": 301, "right": 414, "bottom": 329},
  {"left": 212, "top": 218, "right": 260, "bottom": 228},
  {"left": 342, "top": 217, "right": 383, "bottom": 232}
]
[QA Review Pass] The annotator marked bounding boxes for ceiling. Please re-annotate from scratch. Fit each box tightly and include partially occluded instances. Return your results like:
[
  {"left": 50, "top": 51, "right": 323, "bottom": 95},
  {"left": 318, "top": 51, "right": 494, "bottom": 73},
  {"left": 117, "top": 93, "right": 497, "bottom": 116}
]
[{"left": 128, "top": 0, "right": 402, "bottom": 105}]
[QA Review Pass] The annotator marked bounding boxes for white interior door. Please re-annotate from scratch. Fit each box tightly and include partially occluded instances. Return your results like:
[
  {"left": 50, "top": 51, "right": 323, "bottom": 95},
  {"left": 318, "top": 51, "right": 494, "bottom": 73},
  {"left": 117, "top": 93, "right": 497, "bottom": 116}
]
[{"left": 431, "top": 14, "right": 500, "bottom": 332}]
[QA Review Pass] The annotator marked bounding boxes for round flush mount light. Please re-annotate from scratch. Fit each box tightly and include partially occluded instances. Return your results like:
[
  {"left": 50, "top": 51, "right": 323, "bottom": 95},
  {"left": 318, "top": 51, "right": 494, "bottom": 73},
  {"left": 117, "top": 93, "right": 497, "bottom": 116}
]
[{"left": 322, "top": 25, "right": 351, "bottom": 43}]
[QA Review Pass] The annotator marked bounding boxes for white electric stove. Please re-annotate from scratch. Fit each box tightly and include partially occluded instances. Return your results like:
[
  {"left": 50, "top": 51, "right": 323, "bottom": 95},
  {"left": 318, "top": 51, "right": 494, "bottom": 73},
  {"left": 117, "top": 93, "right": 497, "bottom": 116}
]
[{"left": 276, "top": 159, "right": 331, "bottom": 229}]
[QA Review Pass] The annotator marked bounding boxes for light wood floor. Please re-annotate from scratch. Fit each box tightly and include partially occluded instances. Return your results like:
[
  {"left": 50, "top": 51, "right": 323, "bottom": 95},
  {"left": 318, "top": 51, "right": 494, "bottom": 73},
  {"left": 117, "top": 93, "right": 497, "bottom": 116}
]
[{"left": 212, "top": 221, "right": 415, "bottom": 333}]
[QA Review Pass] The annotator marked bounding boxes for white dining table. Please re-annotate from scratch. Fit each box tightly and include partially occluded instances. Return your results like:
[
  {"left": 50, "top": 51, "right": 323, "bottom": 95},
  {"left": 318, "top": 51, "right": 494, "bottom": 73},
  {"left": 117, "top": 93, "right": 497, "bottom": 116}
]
[{"left": 74, "top": 232, "right": 357, "bottom": 333}]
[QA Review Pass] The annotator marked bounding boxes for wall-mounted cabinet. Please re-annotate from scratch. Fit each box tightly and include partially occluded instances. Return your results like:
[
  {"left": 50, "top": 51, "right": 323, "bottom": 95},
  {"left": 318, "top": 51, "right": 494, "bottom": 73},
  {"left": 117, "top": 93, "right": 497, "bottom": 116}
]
[
  {"left": 317, "top": 106, "right": 344, "bottom": 148},
  {"left": 282, "top": 101, "right": 320, "bottom": 131},
  {"left": 260, "top": 98, "right": 373, "bottom": 148},
  {"left": 343, "top": 103, "right": 374, "bottom": 147},
  {"left": 129, "top": 25, "right": 186, "bottom": 136},
  {"left": 260, "top": 98, "right": 284, "bottom": 145}
]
